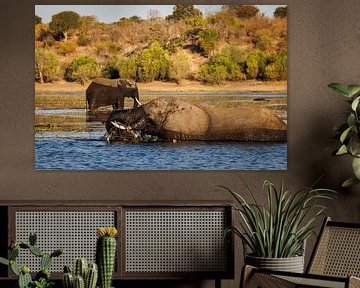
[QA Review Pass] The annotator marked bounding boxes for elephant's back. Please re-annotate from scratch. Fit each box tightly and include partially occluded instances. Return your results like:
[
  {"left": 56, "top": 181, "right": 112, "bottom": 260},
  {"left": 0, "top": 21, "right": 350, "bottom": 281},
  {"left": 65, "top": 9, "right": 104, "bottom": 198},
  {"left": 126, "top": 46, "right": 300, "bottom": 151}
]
[{"left": 204, "top": 105, "right": 287, "bottom": 141}]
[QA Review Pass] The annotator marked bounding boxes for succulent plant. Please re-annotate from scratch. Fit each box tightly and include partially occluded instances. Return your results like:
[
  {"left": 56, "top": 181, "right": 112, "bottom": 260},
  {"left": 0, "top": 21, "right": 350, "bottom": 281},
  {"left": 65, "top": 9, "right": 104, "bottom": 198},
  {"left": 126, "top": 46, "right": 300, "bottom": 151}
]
[
  {"left": 62, "top": 259, "right": 98, "bottom": 288},
  {"left": 96, "top": 227, "right": 118, "bottom": 288},
  {"left": 0, "top": 232, "right": 63, "bottom": 288}
]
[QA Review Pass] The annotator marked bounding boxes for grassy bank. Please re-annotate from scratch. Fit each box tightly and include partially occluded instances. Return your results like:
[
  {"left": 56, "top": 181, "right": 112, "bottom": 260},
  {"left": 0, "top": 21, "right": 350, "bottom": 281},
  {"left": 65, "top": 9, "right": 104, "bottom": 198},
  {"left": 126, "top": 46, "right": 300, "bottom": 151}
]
[{"left": 35, "top": 80, "right": 287, "bottom": 95}]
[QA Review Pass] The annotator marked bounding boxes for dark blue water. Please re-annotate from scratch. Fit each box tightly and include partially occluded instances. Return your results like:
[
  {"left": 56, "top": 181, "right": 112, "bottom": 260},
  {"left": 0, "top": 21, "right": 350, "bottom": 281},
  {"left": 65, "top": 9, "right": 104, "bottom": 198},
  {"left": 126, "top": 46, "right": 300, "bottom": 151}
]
[{"left": 35, "top": 131, "right": 287, "bottom": 170}]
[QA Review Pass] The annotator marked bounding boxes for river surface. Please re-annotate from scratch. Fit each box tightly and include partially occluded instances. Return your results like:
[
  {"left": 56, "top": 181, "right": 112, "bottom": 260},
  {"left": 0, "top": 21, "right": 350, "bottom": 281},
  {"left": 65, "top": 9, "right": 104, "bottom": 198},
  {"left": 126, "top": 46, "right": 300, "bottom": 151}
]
[{"left": 35, "top": 93, "right": 287, "bottom": 170}]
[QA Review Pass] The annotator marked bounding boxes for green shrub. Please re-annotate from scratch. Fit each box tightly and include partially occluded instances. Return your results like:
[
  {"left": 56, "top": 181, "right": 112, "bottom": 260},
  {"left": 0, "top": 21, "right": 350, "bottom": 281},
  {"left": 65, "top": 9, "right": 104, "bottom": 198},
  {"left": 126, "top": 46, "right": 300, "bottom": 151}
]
[
  {"left": 198, "top": 64, "right": 227, "bottom": 84},
  {"left": 168, "top": 50, "right": 191, "bottom": 83},
  {"left": 185, "top": 15, "right": 207, "bottom": 27},
  {"left": 35, "top": 48, "right": 61, "bottom": 83},
  {"left": 77, "top": 34, "right": 91, "bottom": 46},
  {"left": 198, "top": 28, "right": 219, "bottom": 56},
  {"left": 65, "top": 56, "right": 100, "bottom": 83},
  {"left": 220, "top": 45, "right": 246, "bottom": 65},
  {"left": 105, "top": 57, "right": 137, "bottom": 79},
  {"left": 245, "top": 51, "right": 267, "bottom": 79},
  {"left": 197, "top": 54, "right": 246, "bottom": 84},
  {"left": 137, "top": 41, "right": 169, "bottom": 82},
  {"left": 264, "top": 51, "right": 287, "bottom": 80}
]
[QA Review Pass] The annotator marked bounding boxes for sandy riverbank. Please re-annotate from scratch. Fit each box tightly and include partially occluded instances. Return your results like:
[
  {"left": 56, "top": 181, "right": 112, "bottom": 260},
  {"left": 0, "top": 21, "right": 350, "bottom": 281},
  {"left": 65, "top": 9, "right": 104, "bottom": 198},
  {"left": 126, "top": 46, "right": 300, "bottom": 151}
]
[{"left": 35, "top": 80, "right": 287, "bottom": 94}]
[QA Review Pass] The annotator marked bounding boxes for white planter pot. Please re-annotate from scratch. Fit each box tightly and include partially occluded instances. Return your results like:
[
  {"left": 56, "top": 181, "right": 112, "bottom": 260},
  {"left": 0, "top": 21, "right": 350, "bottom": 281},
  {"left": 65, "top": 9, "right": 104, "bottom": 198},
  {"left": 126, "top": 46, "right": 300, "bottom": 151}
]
[{"left": 245, "top": 254, "right": 305, "bottom": 273}]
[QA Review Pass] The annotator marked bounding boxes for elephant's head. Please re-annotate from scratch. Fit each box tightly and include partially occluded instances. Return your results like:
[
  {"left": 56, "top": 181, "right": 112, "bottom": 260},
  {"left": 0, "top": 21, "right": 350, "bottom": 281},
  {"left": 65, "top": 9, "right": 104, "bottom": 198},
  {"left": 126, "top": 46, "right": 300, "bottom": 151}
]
[{"left": 117, "top": 78, "right": 141, "bottom": 108}]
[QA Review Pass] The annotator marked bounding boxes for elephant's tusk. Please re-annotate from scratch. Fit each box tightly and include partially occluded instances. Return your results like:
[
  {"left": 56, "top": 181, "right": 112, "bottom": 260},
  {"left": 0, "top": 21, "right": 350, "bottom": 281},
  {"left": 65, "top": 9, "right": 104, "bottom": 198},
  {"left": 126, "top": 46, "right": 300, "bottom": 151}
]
[
  {"left": 111, "top": 121, "right": 127, "bottom": 130},
  {"left": 135, "top": 98, "right": 142, "bottom": 106}
]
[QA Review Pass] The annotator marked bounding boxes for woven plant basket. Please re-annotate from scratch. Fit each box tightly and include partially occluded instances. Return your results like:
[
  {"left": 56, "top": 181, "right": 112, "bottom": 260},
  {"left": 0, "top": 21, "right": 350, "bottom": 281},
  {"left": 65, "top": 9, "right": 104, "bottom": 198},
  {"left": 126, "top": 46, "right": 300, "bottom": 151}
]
[{"left": 245, "top": 254, "right": 305, "bottom": 273}]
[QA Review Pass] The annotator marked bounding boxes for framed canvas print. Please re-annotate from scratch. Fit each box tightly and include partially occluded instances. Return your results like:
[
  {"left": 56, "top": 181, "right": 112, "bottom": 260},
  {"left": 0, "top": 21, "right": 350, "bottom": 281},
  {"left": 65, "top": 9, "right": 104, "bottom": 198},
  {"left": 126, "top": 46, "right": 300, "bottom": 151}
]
[{"left": 34, "top": 5, "right": 287, "bottom": 170}]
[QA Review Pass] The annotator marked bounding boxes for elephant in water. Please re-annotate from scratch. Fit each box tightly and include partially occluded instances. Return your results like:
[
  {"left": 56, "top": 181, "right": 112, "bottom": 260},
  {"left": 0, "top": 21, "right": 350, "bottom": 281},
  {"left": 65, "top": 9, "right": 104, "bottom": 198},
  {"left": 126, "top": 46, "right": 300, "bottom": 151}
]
[
  {"left": 105, "top": 97, "right": 287, "bottom": 142},
  {"left": 86, "top": 78, "right": 141, "bottom": 112}
]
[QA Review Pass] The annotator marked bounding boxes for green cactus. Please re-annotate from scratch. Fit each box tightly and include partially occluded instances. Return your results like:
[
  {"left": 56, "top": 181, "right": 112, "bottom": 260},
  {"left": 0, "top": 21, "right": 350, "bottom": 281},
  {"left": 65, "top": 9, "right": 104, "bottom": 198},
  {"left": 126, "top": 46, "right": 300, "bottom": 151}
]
[
  {"left": 96, "top": 231, "right": 117, "bottom": 288},
  {"left": 51, "top": 248, "right": 64, "bottom": 257},
  {"left": 63, "top": 259, "right": 98, "bottom": 288},
  {"left": 41, "top": 253, "right": 52, "bottom": 270},
  {"left": 74, "top": 258, "right": 87, "bottom": 279},
  {"left": 18, "top": 269, "right": 32, "bottom": 288},
  {"left": 9, "top": 246, "right": 19, "bottom": 260},
  {"left": 73, "top": 275, "right": 85, "bottom": 288},
  {"left": 29, "top": 245, "right": 44, "bottom": 257},
  {"left": 29, "top": 232, "right": 37, "bottom": 246},
  {"left": 10, "top": 260, "right": 21, "bottom": 276},
  {"left": 63, "top": 272, "right": 74, "bottom": 288},
  {"left": 85, "top": 263, "right": 98, "bottom": 288},
  {"left": 0, "top": 233, "right": 63, "bottom": 288},
  {"left": 0, "top": 257, "right": 9, "bottom": 266}
]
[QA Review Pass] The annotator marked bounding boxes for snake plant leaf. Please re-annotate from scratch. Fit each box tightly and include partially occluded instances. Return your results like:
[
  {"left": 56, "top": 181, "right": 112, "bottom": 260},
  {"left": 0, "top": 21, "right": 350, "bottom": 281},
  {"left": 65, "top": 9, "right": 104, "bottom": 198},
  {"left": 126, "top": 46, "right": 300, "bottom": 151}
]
[
  {"left": 351, "top": 96, "right": 360, "bottom": 111},
  {"left": 342, "top": 177, "right": 360, "bottom": 188},
  {"left": 336, "top": 144, "right": 348, "bottom": 155},
  {"left": 352, "top": 157, "right": 360, "bottom": 179},
  {"left": 328, "top": 83, "right": 352, "bottom": 97}
]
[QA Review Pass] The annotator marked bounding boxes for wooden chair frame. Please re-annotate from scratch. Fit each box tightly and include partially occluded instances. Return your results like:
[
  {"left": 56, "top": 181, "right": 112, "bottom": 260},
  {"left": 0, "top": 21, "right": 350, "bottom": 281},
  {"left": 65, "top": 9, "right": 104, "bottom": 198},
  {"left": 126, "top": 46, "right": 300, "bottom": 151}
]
[{"left": 241, "top": 217, "right": 360, "bottom": 288}]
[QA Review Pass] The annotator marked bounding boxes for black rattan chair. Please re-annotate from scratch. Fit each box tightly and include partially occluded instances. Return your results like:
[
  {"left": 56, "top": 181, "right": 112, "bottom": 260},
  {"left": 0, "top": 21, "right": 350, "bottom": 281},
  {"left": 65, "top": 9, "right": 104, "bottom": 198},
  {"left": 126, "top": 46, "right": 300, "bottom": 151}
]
[{"left": 241, "top": 217, "right": 360, "bottom": 288}]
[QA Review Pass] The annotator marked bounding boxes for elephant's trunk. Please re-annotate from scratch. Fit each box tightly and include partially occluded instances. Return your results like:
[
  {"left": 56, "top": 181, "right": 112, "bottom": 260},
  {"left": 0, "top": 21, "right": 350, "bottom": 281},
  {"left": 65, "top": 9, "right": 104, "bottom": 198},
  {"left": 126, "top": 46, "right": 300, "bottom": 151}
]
[{"left": 105, "top": 106, "right": 145, "bottom": 133}]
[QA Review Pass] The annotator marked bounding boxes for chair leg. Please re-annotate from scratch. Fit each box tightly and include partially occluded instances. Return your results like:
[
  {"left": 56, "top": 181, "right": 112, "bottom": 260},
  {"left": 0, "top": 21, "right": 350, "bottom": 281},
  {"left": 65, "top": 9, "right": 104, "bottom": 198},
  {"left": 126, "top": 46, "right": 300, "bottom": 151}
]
[
  {"left": 349, "top": 276, "right": 360, "bottom": 288},
  {"left": 240, "top": 265, "right": 255, "bottom": 288}
]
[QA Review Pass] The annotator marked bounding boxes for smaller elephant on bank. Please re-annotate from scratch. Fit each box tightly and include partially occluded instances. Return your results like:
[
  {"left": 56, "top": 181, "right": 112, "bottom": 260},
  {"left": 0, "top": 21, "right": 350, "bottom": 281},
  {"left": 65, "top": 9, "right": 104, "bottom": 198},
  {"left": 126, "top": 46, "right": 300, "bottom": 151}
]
[{"left": 86, "top": 78, "right": 141, "bottom": 112}]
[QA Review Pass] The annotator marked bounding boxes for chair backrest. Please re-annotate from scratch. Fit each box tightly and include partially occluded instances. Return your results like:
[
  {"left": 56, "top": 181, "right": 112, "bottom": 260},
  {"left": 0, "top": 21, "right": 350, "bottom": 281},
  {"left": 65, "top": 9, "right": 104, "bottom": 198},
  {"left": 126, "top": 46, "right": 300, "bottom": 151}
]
[{"left": 307, "top": 217, "right": 360, "bottom": 277}]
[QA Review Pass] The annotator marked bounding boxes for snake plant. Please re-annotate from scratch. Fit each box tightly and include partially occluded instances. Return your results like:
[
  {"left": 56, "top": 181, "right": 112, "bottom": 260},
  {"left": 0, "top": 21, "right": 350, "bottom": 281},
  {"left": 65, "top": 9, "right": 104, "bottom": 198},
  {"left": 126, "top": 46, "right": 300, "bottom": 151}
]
[
  {"left": 328, "top": 83, "right": 360, "bottom": 187},
  {"left": 221, "top": 179, "right": 335, "bottom": 258}
]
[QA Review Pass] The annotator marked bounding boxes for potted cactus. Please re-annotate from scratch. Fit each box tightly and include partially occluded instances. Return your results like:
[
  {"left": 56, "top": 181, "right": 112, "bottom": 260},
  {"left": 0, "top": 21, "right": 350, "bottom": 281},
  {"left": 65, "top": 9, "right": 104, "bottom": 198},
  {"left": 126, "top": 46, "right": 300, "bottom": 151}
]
[
  {"left": 0, "top": 232, "right": 63, "bottom": 288},
  {"left": 96, "top": 227, "right": 118, "bottom": 288},
  {"left": 62, "top": 258, "right": 98, "bottom": 288}
]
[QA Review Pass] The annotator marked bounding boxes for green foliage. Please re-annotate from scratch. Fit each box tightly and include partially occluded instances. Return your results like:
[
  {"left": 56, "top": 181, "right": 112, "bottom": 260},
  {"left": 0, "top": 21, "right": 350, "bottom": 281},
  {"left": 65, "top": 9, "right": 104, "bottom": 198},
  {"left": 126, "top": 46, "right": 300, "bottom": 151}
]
[
  {"left": 221, "top": 179, "right": 335, "bottom": 258},
  {"left": 185, "top": 15, "right": 207, "bottom": 27},
  {"left": 198, "top": 53, "right": 246, "bottom": 84},
  {"left": 0, "top": 233, "right": 63, "bottom": 288},
  {"left": 35, "top": 48, "right": 61, "bottom": 83},
  {"left": 220, "top": 45, "right": 246, "bottom": 65},
  {"left": 35, "top": 15, "right": 42, "bottom": 25},
  {"left": 274, "top": 6, "right": 287, "bottom": 18},
  {"left": 245, "top": 51, "right": 267, "bottom": 79},
  {"left": 264, "top": 51, "right": 287, "bottom": 80},
  {"left": 65, "top": 56, "right": 100, "bottom": 84},
  {"left": 106, "top": 57, "right": 138, "bottom": 79},
  {"left": 137, "top": 41, "right": 169, "bottom": 82},
  {"left": 253, "top": 29, "right": 274, "bottom": 51},
  {"left": 166, "top": 5, "right": 202, "bottom": 21},
  {"left": 168, "top": 50, "right": 191, "bottom": 83},
  {"left": 198, "top": 28, "right": 219, "bottom": 56},
  {"left": 328, "top": 83, "right": 360, "bottom": 187},
  {"left": 77, "top": 34, "right": 91, "bottom": 46},
  {"left": 49, "top": 11, "right": 80, "bottom": 40}
]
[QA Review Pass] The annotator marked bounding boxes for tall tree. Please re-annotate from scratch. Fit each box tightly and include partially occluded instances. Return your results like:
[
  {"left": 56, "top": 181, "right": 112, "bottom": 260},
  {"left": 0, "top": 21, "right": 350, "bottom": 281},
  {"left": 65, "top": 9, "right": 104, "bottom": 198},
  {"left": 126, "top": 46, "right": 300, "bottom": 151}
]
[
  {"left": 274, "top": 6, "right": 287, "bottom": 18},
  {"left": 35, "top": 15, "right": 42, "bottom": 25},
  {"left": 166, "top": 5, "right": 202, "bottom": 20},
  {"left": 222, "top": 5, "right": 259, "bottom": 19},
  {"left": 49, "top": 11, "right": 80, "bottom": 41}
]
